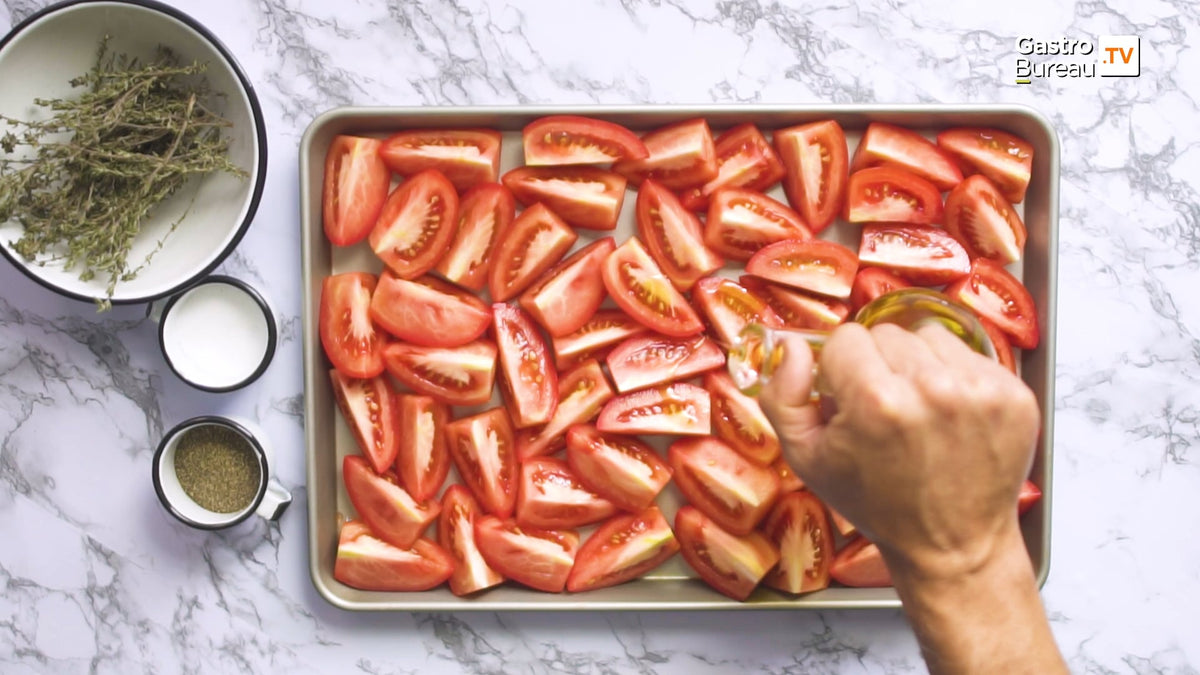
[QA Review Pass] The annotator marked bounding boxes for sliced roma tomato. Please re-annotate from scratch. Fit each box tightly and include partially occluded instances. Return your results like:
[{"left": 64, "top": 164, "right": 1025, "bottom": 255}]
[
  {"left": 382, "top": 339, "right": 497, "bottom": 406},
  {"left": 848, "top": 267, "right": 911, "bottom": 313},
  {"left": 379, "top": 128, "right": 502, "bottom": 192},
  {"left": 601, "top": 237, "right": 704, "bottom": 337},
  {"left": 597, "top": 383, "right": 711, "bottom": 436},
  {"left": 605, "top": 334, "right": 724, "bottom": 393},
  {"left": 474, "top": 516, "right": 579, "bottom": 593},
  {"left": 565, "top": 424, "right": 673, "bottom": 513},
  {"left": 330, "top": 370, "right": 398, "bottom": 474},
  {"left": 675, "top": 506, "right": 780, "bottom": 601},
  {"left": 551, "top": 309, "right": 647, "bottom": 371},
  {"left": 394, "top": 395, "right": 450, "bottom": 502},
  {"left": 850, "top": 122, "right": 963, "bottom": 191},
  {"left": 1018, "top": 479, "right": 1042, "bottom": 516},
  {"left": 704, "top": 371, "right": 781, "bottom": 466},
  {"left": 488, "top": 203, "right": 578, "bottom": 302},
  {"left": 704, "top": 188, "right": 812, "bottom": 261},
  {"left": 944, "top": 174, "right": 1028, "bottom": 264},
  {"left": 493, "top": 304, "right": 558, "bottom": 429},
  {"left": 444, "top": 408, "right": 519, "bottom": 518},
  {"left": 523, "top": 115, "right": 648, "bottom": 166},
  {"left": 937, "top": 127, "right": 1034, "bottom": 203},
  {"left": 669, "top": 437, "right": 781, "bottom": 535},
  {"left": 334, "top": 521, "right": 455, "bottom": 592},
  {"left": 435, "top": 183, "right": 515, "bottom": 291},
  {"left": 979, "top": 315, "right": 1017, "bottom": 374},
  {"left": 516, "top": 457, "right": 618, "bottom": 530},
  {"left": 945, "top": 258, "right": 1039, "bottom": 349},
  {"left": 323, "top": 135, "right": 390, "bottom": 246},
  {"left": 369, "top": 274, "right": 491, "bottom": 348},
  {"left": 518, "top": 238, "right": 616, "bottom": 338},
  {"left": 320, "top": 273, "right": 385, "bottom": 378},
  {"left": 517, "top": 359, "right": 614, "bottom": 461},
  {"left": 761, "top": 491, "right": 834, "bottom": 595},
  {"left": 342, "top": 455, "right": 440, "bottom": 549},
  {"left": 829, "top": 508, "right": 857, "bottom": 537},
  {"left": 774, "top": 120, "right": 849, "bottom": 234},
  {"left": 858, "top": 224, "right": 970, "bottom": 286},
  {"left": 692, "top": 276, "right": 785, "bottom": 346},
  {"left": 740, "top": 276, "right": 851, "bottom": 331},
  {"left": 845, "top": 166, "right": 944, "bottom": 226},
  {"left": 679, "top": 123, "right": 786, "bottom": 211},
  {"left": 567, "top": 506, "right": 680, "bottom": 592},
  {"left": 636, "top": 179, "right": 723, "bottom": 291},
  {"left": 771, "top": 458, "right": 805, "bottom": 493},
  {"left": 502, "top": 167, "right": 627, "bottom": 231},
  {"left": 612, "top": 118, "right": 718, "bottom": 190},
  {"left": 830, "top": 537, "right": 892, "bottom": 588},
  {"left": 369, "top": 169, "right": 460, "bottom": 279},
  {"left": 438, "top": 485, "right": 504, "bottom": 596},
  {"left": 745, "top": 239, "right": 859, "bottom": 299}
]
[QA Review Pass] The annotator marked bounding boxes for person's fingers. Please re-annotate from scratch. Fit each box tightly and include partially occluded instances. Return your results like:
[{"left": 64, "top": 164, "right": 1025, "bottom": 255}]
[
  {"left": 814, "top": 323, "right": 893, "bottom": 402},
  {"left": 869, "top": 323, "right": 945, "bottom": 378},
  {"left": 758, "top": 332, "right": 824, "bottom": 470},
  {"left": 915, "top": 322, "right": 1006, "bottom": 375}
]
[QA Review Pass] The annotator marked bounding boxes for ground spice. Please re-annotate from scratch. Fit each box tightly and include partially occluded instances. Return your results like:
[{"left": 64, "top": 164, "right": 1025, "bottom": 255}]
[{"left": 174, "top": 424, "right": 261, "bottom": 513}]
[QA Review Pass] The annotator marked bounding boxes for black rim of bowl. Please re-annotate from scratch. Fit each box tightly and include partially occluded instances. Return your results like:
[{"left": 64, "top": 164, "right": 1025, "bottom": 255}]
[
  {"left": 0, "top": 0, "right": 269, "bottom": 305},
  {"left": 156, "top": 275, "right": 278, "bottom": 393}
]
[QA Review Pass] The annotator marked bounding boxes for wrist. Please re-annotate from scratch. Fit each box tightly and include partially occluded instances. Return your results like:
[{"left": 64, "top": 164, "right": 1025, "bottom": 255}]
[{"left": 880, "top": 519, "right": 1029, "bottom": 589}]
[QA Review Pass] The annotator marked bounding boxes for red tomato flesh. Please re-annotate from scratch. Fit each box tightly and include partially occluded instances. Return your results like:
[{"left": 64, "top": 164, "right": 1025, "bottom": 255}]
[
  {"left": 334, "top": 521, "right": 455, "bottom": 592},
  {"left": 845, "top": 166, "right": 944, "bottom": 226},
  {"left": 830, "top": 537, "right": 893, "bottom": 588},
  {"left": 741, "top": 276, "right": 850, "bottom": 331},
  {"left": 1018, "top": 479, "right": 1042, "bottom": 515},
  {"left": 635, "top": 179, "right": 723, "bottom": 291},
  {"left": 493, "top": 304, "right": 558, "bottom": 429},
  {"left": 551, "top": 309, "right": 648, "bottom": 371},
  {"left": 772, "top": 458, "right": 805, "bottom": 494},
  {"left": 516, "top": 456, "right": 618, "bottom": 530},
  {"left": 944, "top": 174, "right": 1028, "bottom": 264},
  {"left": 369, "top": 274, "right": 492, "bottom": 348},
  {"left": 565, "top": 424, "right": 673, "bottom": 513},
  {"left": 704, "top": 188, "right": 812, "bottom": 261},
  {"left": 669, "top": 437, "right": 781, "bottom": 535},
  {"left": 502, "top": 166, "right": 627, "bottom": 231},
  {"left": 330, "top": 370, "right": 398, "bottom": 474},
  {"left": 857, "top": 224, "right": 970, "bottom": 286},
  {"left": 745, "top": 239, "right": 859, "bottom": 300},
  {"left": 567, "top": 506, "right": 680, "bottom": 592},
  {"left": 323, "top": 135, "right": 390, "bottom": 246},
  {"left": 516, "top": 359, "right": 615, "bottom": 461},
  {"left": 774, "top": 120, "right": 849, "bottom": 234},
  {"left": 762, "top": 491, "right": 834, "bottom": 595},
  {"left": 680, "top": 123, "right": 786, "bottom": 211},
  {"left": 369, "top": 169, "right": 460, "bottom": 279},
  {"left": 851, "top": 122, "right": 963, "bottom": 191},
  {"left": 848, "top": 267, "right": 911, "bottom": 314},
  {"left": 602, "top": 237, "right": 704, "bottom": 337},
  {"left": 945, "top": 258, "right": 1039, "bottom": 349},
  {"left": 523, "top": 115, "right": 648, "bottom": 166},
  {"left": 518, "top": 237, "right": 616, "bottom": 338},
  {"left": 979, "top": 315, "right": 1017, "bottom": 374},
  {"left": 704, "top": 371, "right": 781, "bottom": 466},
  {"left": 692, "top": 276, "right": 785, "bottom": 346},
  {"left": 488, "top": 202, "right": 579, "bottom": 302},
  {"left": 436, "top": 182, "right": 515, "bottom": 291},
  {"left": 474, "top": 516, "right": 579, "bottom": 593},
  {"left": 937, "top": 127, "right": 1034, "bottom": 203},
  {"left": 597, "top": 383, "right": 711, "bottom": 436},
  {"left": 383, "top": 340, "right": 497, "bottom": 406},
  {"left": 612, "top": 118, "right": 718, "bottom": 190},
  {"left": 445, "top": 408, "right": 519, "bottom": 518},
  {"left": 342, "top": 455, "right": 440, "bottom": 550},
  {"left": 605, "top": 334, "right": 725, "bottom": 394},
  {"left": 379, "top": 129, "right": 501, "bottom": 192},
  {"left": 394, "top": 395, "right": 450, "bottom": 503},
  {"left": 320, "top": 273, "right": 385, "bottom": 378},
  {"left": 675, "top": 506, "right": 780, "bottom": 601},
  {"left": 438, "top": 485, "right": 504, "bottom": 596}
]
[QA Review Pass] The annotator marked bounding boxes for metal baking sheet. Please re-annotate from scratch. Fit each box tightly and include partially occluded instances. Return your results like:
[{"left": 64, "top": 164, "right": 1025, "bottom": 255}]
[{"left": 300, "top": 105, "right": 1059, "bottom": 611}]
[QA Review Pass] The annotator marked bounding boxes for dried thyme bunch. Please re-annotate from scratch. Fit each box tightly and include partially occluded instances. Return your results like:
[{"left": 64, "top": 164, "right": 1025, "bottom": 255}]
[{"left": 0, "top": 39, "right": 246, "bottom": 309}]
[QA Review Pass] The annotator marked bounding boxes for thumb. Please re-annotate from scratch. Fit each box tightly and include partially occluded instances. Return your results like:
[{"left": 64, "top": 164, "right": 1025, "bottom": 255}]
[{"left": 757, "top": 332, "right": 825, "bottom": 477}]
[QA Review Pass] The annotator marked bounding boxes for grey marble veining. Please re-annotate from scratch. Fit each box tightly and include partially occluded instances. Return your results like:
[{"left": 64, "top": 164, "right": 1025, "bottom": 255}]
[{"left": 2, "top": 0, "right": 1199, "bottom": 672}]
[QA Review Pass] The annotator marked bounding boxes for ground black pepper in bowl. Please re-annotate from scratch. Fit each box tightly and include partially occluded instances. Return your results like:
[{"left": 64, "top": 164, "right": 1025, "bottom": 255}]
[{"left": 173, "top": 424, "right": 261, "bottom": 513}]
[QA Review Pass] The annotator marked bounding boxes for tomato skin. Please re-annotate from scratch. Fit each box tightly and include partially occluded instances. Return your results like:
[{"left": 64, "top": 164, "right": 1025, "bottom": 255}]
[
  {"left": 394, "top": 395, "right": 451, "bottom": 503},
  {"left": 320, "top": 273, "right": 385, "bottom": 378},
  {"left": 857, "top": 224, "right": 970, "bottom": 286},
  {"left": 473, "top": 516, "right": 580, "bottom": 593},
  {"left": 382, "top": 340, "right": 497, "bottom": 406},
  {"left": 692, "top": 276, "right": 785, "bottom": 346},
  {"left": 846, "top": 166, "right": 944, "bottom": 226},
  {"left": 745, "top": 239, "right": 859, "bottom": 300},
  {"left": 565, "top": 424, "right": 673, "bottom": 513},
  {"left": 605, "top": 334, "right": 725, "bottom": 394},
  {"left": 771, "top": 458, "right": 805, "bottom": 494},
  {"left": 323, "top": 135, "right": 390, "bottom": 246},
  {"left": 330, "top": 370, "right": 399, "bottom": 474},
  {"left": 516, "top": 457, "right": 618, "bottom": 530},
  {"left": 502, "top": 166, "right": 628, "bottom": 231},
  {"left": 761, "top": 491, "right": 834, "bottom": 595},
  {"left": 445, "top": 408, "right": 519, "bottom": 518},
  {"left": 943, "top": 174, "right": 1028, "bottom": 264},
  {"left": 829, "top": 507, "right": 857, "bottom": 537},
  {"left": 704, "top": 188, "right": 812, "bottom": 261},
  {"left": 978, "top": 315, "right": 1017, "bottom": 374},
  {"left": 516, "top": 359, "right": 615, "bottom": 461},
  {"left": 669, "top": 437, "right": 781, "bottom": 535},
  {"left": 830, "top": 537, "right": 893, "bottom": 588},
  {"left": 848, "top": 267, "right": 911, "bottom": 314},
  {"left": 369, "top": 169, "right": 460, "bottom": 279},
  {"left": 438, "top": 485, "right": 504, "bottom": 596},
  {"left": 597, "top": 383, "right": 711, "bottom": 436},
  {"left": 945, "top": 258, "right": 1039, "bottom": 349},
  {"left": 679, "top": 123, "right": 786, "bottom": 211},
  {"left": 937, "top": 127, "right": 1034, "bottom": 203},
  {"left": 675, "top": 506, "right": 780, "bottom": 601},
  {"left": 636, "top": 179, "right": 724, "bottom": 291},
  {"left": 334, "top": 521, "right": 455, "bottom": 592},
  {"left": 601, "top": 237, "right": 705, "bottom": 337},
  {"left": 488, "top": 203, "right": 579, "bottom": 302},
  {"left": 1018, "top": 479, "right": 1042, "bottom": 515},
  {"left": 369, "top": 274, "right": 492, "bottom": 348},
  {"left": 567, "top": 506, "right": 680, "bottom": 592},
  {"left": 704, "top": 371, "right": 781, "bottom": 466},
  {"left": 774, "top": 120, "right": 849, "bottom": 234},
  {"left": 523, "top": 115, "right": 648, "bottom": 166},
  {"left": 850, "top": 122, "right": 963, "bottom": 191},
  {"left": 518, "top": 238, "right": 616, "bottom": 338},
  {"left": 342, "top": 455, "right": 441, "bottom": 550},
  {"left": 379, "top": 128, "right": 502, "bottom": 192},
  {"left": 740, "top": 276, "right": 851, "bottom": 331},
  {"left": 612, "top": 118, "right": 719, "bottom": 190},
  {"left": 493, "top": 304, "right": 559, "bottom": 429},
  {"left": 551, "top": 309, "right": 648, "bottom": 371},
  {"left": 436, "top": 183, "right": 516, "bottom": 291}
]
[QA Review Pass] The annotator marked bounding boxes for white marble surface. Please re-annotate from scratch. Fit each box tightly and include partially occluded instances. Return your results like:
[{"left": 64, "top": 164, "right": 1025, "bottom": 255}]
[{"left": 2, "top": 0, "right": 1198, "bottom": 672}]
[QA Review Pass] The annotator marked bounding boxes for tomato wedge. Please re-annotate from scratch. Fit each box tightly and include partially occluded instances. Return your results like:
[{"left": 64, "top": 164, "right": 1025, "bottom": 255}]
[
  {"left": 438, "top": 485, "right": 504, "bottom": 596},
  {"left": 330, "top": 370, "right": 398, "bottom": 474},
  {"left": 379, "top": 128, "right": 502, "bottom": 192},
  {"left": 605, "top": 334, "right": 725, "bottom": 393},
  {"left": 565, "top": 424, "right": 673, "bottom": 513},
  {"left": 704, "top": 188, "right": 812, "bottom": 261},
  {"left": 771, "top": 458, "right": 805, "bottom": 493},
  {"left": 679, "top": 123, "right": 786, "bottom": 211},
  {"left": 597, "top": 383, "right": 711, "bottom": 436},
  {"left": 320, "top": 273, "right": 385, "bottom": 378},
  {"left": 945, "top": 258, "right": 1039, "bottom": 349},
  {"left": 857, "top": 224, "right": 970, "bottom": 286},
  {"left": 675, "top": 506, "right": 780, "bottom": 601},
  {"left": 435, "top": 183, "right": 516, "bottom": 291},
  {"left": 550, "top": 309, "right": 647, "bottom": 371},
  {"left": 342, "top": 455, "right": 440, "bottom": 549},
  {"left": 850, "top": 122, "right": 963, "bottom": 191},
  {"left": 323, "top": 135, "right": 390, "bottom": 246},
  {"left": 692, "top": 276, "right": 785, "bottom": 346},
  {"left": 334, "top": 521, "right": 455, "bottom": 592},
  {"left": 601, "top": 237, "right": 704, "bottom": 337},
  {"left": 382, "top": 339, "right": 497, "bottom": 406},
  {"left": 774, "top": 120, "right": 849, "bottom": 234},
  {"left": 740, "top": 276, "right": 851, "bottom": 331},
  {"left": 493, "top": 304, "right": 558, "bottom": 429},
  {"left": 445, "top": 408, "right": 519, "bottom": 518},
  {"left": 829, "top": 508, "right": 857, "bottom": 537},
  {"left": 517, "top": 360, "right": 615, "bottom": 461},
  {"left": 979, "top": 315, "right": 1017, "bottom": 374},
  {"left": 636, "top": 179, "right": 723, "bottom": 291},
  {"left": 848, "top": 267, "right": 911, "bottom": 313},
  {"left": 516, "top": 457, "right": 618, "bottom": 530},
  {"left": 523, "top": 115, "right": 648, "bottom": 166},
  {"left": 845, "top": 166, "right": 944, "bottom": 225},
  {"left": 518, "top": 238, "right": 616, "bottom": 338},
  {"left": 488, "top": 203, "right": 578, "bottom": 302},
  {"left": 474, "top": 516, "right": 579, "bottom": 593},
  {"left": 761, "top": 491, "right": 833, "bottom": 595},
  {"left": 502, "top": 167, "right": 627, "bottom": 231},
  {"left": 1018, "top": 479, "right": 1042, "bottom": 515},
  {"left": 704, "top": 371, "right": 781, "bottom": 466},
  {"left": 369, "top": 274, "right": 491, "bottom": 347},
  {"left": 944, "top": 174, "right": 1028, "bottom": 264},
  {"left": 830, "top": 537, "right": 892, "bottom": 588},
  {"left": 567, "top": 506, "right": 680, "bottom": 592},
  {"left": 369, "top": 169, "right": 460, "bottom": 279},
  {"left": 745, "top": 239, "right": 859, "bottom": 299},
  {"left": 612, "top": 118, "right": 718, "bottom": 190},
  {"left": 668, "top": 437, "right": 781, "bottom": 535},
  {"left": 394, "top": 395, "right": 450, "bottom": 502},
  {"left": 937, "top": 127, "right": 1034, "bottom": 203}
]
